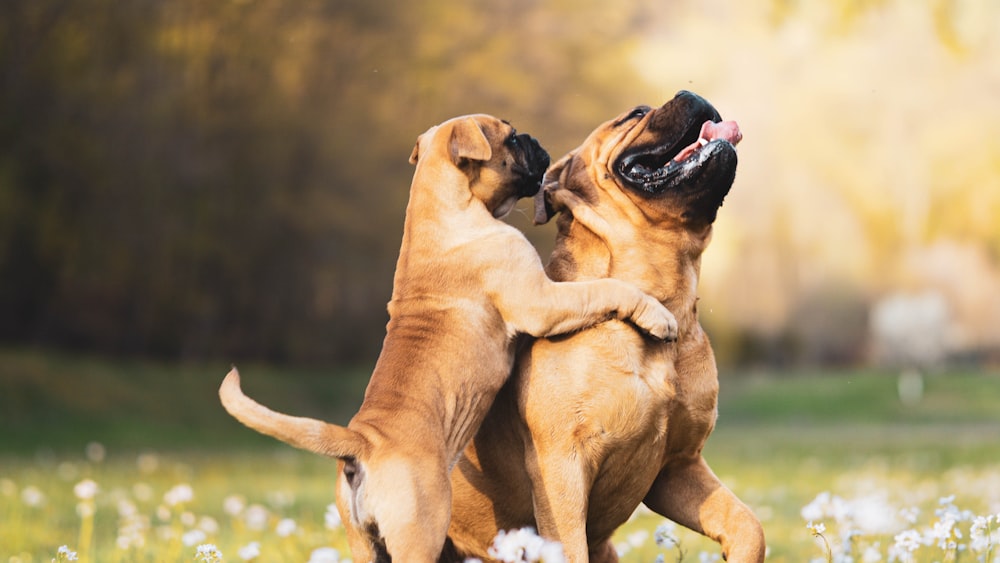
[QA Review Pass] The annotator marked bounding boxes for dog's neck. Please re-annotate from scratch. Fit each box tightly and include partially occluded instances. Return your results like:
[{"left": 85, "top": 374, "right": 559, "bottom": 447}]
[
  {"left": 392, "top": 167, "right": 492, "bottom": 294},
  {"left": 404, "top": 163, "right": 489, "bottom": 221}
]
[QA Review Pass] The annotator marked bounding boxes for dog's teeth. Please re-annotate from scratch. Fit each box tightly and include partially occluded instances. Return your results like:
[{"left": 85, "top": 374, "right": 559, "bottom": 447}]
[{"left": 698, "top": 137, "right": 709, "bottom": 147}]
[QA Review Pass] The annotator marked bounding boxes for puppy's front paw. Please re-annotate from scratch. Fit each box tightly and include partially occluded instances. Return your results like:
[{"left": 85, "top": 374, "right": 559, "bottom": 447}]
[{"left": 635, "top": 297, "right": 678, "bottom": 342}]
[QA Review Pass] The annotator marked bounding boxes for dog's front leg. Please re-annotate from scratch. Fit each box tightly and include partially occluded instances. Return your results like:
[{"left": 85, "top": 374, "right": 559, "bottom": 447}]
[
  {"left": 523, "top": 441, "right": 592, "bottom": 563},
  {"left": 642, "top": 456, "right": 765, "bottom": 563}
]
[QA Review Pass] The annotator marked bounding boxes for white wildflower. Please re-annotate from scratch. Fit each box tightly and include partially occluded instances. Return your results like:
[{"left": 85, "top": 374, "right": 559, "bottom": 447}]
[
  {"left": 488, "top": 527, "right": 562, "bottom": 563},
  {"left": 655, "top": 520, "right": 679, "bottom": 548},
  {"left": 276, "top": 517, "right": 298, "bottom": 537},
  {"left": 198, "top": 515, "right": 219, "bottom": 534},
  {"left": 54, "top": 545, "right": 79, "bottom": 561},
  {"left": 807, "top": 521, "right": 826, "bottom": 535},
  {"left": 223, "top": 494, "right": 246, "bottom": 517},
  {"left": 21, "top": 485, "right": 45, "bottom": 507},
  {"left": 970, "top": 515, "right": 991, "bottom": 553},
  {"left": 889, "top": 529, "right": 922, "bottom": 562},
  {"left": 538, "top": 540, "right": 565, "bottom": 563},
  {"left": 899, "top": 507, "right": 920, "bottom": 525},
  {"left": 117, "top": 498, "right": 137, "bottom": 518},
  {"left": 861, "top": 544, "right": 883, "bottom": 563},
  {"left": 73, "top": 479, "right": 98, "bottom": 500},
  {"left": 852, "top": 494, "right": 899, "bottom": 535},
  {"left": 163, "top": 483, "right": 193, "bottom": 507},
  {"left": 195, "top": 543, "right": 223, "bottom": 563},
  {"left": 802, "top": 492, "right": 831, "bottom": 522},
  {"left": 325, "top": 502, "right": 342, "bottom": 530},
  {"left": 930, "top": 512, "right": 957, "bottom": 550},
  {"left": 829, "top": 495, "right": 852, "bottom": 525},
  {"left": 614, "top": 542, "right": 631, "bottom": 557},
  {"left": 115, "top": 508, "right": 149, "bottom": 550},
  {"left": 182, "top": 529, "right": 207, "bottom": 547},
  {"left": 238, "top": 541, "right": 261, "bottom": 561},
  {"left": 243, "top": 503, "right": 270, "bottom": 531},
  {"left": 308, "top": 547, "right": 341, "bottom": 563},
  {"left": 626, "top": 529, "right": 648, "bottom": 548}
]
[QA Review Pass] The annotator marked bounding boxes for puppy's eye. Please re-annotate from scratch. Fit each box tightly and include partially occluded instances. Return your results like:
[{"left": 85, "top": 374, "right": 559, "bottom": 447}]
[{"left": 506, "top": 133, "right": 519, "bottom": 147}]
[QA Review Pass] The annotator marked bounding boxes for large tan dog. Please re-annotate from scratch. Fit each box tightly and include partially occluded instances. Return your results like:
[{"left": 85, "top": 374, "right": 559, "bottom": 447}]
[
  {"left": 448, "top": 92, "right": 766, "bottom": 562},
  {"left": 219, "top": 114, "right": 678, "bottom": 562}
]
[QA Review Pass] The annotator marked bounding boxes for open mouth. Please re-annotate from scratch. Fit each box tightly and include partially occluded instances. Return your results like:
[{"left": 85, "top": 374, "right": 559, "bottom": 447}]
[{"left": 617, "top": 117, "right": 742, "bottom": 194}]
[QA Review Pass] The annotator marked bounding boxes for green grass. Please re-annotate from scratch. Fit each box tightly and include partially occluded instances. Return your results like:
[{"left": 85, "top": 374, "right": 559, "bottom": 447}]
[
  {"left": 2, "top": 349, "right": 999, "bottom": 562},
  {"left": 0, "top": 348, "right": 370, "bottom": 452}
]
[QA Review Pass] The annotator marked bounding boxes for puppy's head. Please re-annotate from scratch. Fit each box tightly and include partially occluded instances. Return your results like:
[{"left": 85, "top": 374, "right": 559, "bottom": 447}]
[
  {"left": 536, "top": 90, "right": 741, "bottom": 229},
  {"left": 410, "top": 115, "right": 550, "bottom": 218}
]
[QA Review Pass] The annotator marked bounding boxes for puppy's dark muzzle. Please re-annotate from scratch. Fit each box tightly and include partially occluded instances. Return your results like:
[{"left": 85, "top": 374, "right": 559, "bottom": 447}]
[{"left": 513, "top": 134, "right": 550, "bottom": 198}]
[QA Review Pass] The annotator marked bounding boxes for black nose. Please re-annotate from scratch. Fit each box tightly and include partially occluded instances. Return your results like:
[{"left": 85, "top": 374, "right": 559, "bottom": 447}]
[{"left": 519, "top": 134, "right": 550, "bottom": 177}]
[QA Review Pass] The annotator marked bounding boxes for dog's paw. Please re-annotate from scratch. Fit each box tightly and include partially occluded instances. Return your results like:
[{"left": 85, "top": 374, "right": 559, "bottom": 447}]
[{"left": 635, "top": 298, "right": 678, "bottom": 342}]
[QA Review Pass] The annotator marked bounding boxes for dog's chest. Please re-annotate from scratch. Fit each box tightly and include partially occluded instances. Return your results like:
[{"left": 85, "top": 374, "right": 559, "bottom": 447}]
[{"left": 585, "top": 330, "right": 677, "bottom": 448}]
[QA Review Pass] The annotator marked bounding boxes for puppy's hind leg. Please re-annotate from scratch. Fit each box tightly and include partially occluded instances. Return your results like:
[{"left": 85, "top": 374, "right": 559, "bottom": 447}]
[{"left": 369, "top": 459, "right": 453, "bottom": 563}]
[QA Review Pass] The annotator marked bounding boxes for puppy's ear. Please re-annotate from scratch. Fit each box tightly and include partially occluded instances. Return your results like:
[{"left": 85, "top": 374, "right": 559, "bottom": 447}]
[
  {"left": 409, "top": 136, "right": 421, "bottom": 165},
  {"left": 449, "top": 118, "right": 492, "bottom": 164},
  {"left": 533, "top": 152, "right": 575, "bottom": 224}
]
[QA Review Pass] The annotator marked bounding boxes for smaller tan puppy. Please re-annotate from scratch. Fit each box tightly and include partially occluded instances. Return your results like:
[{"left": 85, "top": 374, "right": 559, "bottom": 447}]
[
  {"left": 448, "top": 93, "right": 765, "bottom": 563},
  {"left": 219, "top": 114, "right": 677, "bottom": 563}
]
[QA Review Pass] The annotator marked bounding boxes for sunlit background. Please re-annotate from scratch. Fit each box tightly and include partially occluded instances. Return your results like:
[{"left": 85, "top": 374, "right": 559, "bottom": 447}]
[
  {"left": 2, "top": 0, "right": 997, "bottom": 369},
  {"left": 2, "top": 1, "right": 999, "bottom": 561}
]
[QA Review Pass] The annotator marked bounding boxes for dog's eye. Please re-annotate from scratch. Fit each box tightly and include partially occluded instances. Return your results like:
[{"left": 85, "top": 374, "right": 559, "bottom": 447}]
[
  {"left": 506, "top": 133, "right": 519, "bottom": 147},
  {"left": 613, "top": 106, "right": 651, "bottom": 128},
  {"left": 626, "top": 107, "right": 649, "bottom": 120}
]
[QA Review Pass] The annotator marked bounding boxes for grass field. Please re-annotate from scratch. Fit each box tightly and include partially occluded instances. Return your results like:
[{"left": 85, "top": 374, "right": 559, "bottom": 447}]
[{"left": 2, "top": 349, "right": 999, "bottom": 562}]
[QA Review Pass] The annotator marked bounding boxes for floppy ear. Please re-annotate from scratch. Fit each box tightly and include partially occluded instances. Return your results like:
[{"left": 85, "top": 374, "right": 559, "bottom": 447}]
[
  {"left": 449, "top": 118, "right": 492, "bottom": 164},
  {"left": 533, "top": 152, "right": 575, "bottom": 224},
  {"left": 409, "top": 127, "right": 432, "bottom": 165},
  {"left": 408, "top": 137, "right": 421, "bottom": 164}
]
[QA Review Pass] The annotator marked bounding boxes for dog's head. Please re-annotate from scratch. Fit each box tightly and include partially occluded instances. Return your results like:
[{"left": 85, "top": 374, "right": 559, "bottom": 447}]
[
  {"left": 410, "top": 115, "right": 551, "bottom": 218},
  {"left": 536, "top": 90, "right": 741, "bottom": 229}
]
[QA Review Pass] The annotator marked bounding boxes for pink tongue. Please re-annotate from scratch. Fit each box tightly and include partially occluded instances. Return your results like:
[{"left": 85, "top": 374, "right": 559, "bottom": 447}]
[{"left": 672, "top": 120, "right": 742, "bottom": 163}]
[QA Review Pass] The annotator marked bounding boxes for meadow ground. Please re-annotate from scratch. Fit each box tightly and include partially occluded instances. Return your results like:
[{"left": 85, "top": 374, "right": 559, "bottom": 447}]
[{"left": 2, "top": 349, "right": 999, "bottom": 562}]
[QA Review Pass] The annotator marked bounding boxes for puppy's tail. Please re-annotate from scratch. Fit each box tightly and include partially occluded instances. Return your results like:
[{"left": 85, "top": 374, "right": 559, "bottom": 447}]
[{"left": 219, "top": 368, "right": 369, "bottom": 460}]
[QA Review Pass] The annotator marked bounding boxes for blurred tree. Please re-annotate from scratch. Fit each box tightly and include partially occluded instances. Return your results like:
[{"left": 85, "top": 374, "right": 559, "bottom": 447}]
[
  {"left": 0, "top": 0, "right": 663, "bottom": 365},
  {"left": 1, "top": 0, "right": 996, "bottom": 367}
]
